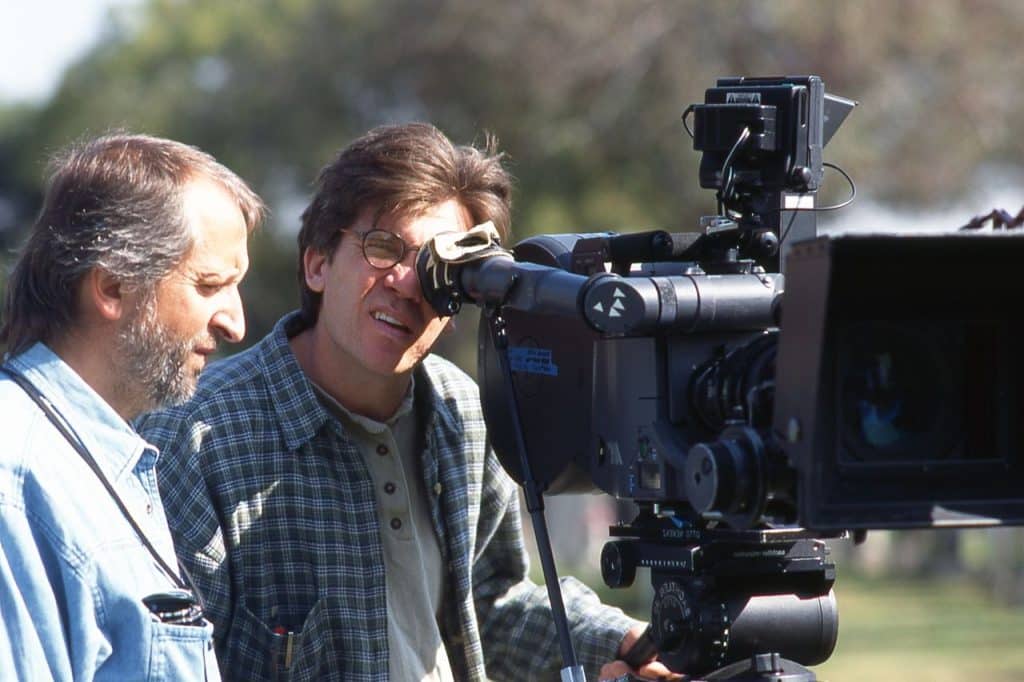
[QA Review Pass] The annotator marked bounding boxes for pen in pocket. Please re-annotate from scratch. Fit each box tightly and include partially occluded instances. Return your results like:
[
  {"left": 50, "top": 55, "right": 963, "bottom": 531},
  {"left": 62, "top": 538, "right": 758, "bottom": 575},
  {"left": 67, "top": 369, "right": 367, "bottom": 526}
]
[{"left": 272, "top": 625, "right": 295, "bottom": 668}]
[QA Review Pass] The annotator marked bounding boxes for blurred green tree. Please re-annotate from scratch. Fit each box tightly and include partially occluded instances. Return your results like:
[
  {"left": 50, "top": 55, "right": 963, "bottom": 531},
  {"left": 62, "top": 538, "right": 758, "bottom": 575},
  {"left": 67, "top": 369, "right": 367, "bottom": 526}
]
[{"left": 5, "top": 0, "right": 1024, "bottom": 341}]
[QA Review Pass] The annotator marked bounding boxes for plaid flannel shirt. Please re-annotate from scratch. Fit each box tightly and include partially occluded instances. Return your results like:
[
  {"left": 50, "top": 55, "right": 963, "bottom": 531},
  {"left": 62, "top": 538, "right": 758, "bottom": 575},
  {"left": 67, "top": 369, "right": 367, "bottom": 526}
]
[{"left": 137, "top": 312, "right": 639, "bottom": 681}]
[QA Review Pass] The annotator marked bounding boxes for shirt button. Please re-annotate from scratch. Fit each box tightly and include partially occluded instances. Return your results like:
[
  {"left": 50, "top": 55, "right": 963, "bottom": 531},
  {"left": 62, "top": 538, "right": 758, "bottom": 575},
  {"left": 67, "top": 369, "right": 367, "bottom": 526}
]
[
  {"left": 390, "top": 517, "right": 402, "bottom": 530},
  {"left": 376, "top": 444, "right": 389, "bottom": 456},
  {"left": 384, "top": 482, "right": 396, "bottom": 495},
  {"left": 146, "top": 502, "right": 153, "bottom": 514},
  {"left": 433, "top": 482, "right": 443, "bottom": 496}
]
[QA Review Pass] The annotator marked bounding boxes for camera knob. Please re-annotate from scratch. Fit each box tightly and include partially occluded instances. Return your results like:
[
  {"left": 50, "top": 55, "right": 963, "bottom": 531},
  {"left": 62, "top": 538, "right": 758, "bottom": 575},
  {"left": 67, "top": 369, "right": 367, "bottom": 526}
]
[
  {"left": 601, "top": 540, "right": 638, "bottom": 588},
  {"left": 685, "top": 441, "right": 742, "bottom": 515},
  {"left": 684, "top": 427, "right": 765, "bottom": 527},
  {"left": 790, "top": 165, "right": 814, "bottom": 191},
  {"left": 652, "top": 580, "right": 693, "bottom": 653}
]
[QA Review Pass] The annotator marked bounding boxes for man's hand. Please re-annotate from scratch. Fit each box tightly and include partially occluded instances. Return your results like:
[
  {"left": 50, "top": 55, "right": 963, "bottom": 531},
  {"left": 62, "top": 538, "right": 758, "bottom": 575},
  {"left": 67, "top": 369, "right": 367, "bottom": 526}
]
[{"left": 598, "top": 624, "right": 684, "bottom": 681}]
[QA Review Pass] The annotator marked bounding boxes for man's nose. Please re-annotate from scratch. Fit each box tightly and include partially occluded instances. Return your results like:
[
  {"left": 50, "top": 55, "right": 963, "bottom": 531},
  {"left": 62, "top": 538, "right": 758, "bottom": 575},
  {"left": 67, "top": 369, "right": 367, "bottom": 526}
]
[
  {"left": 385, "top": 251, "right": 423, "bottom": 300},
  {"left": 212, "top": 286, "right": 246, "bottom": 343}
]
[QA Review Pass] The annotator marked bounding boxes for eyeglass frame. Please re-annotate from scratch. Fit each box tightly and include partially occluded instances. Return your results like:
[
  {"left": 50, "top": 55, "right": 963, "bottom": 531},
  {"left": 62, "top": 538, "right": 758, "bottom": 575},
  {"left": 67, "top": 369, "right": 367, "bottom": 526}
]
[{"left": 340, "top": 228, "right": 422, "bottom": 271}]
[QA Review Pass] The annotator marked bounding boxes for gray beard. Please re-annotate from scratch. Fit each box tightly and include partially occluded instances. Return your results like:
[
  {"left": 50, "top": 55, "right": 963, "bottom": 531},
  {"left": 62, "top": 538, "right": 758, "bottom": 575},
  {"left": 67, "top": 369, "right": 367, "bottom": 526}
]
[{"left": 116, "top": 303, "right": 197, "bottom": 415}]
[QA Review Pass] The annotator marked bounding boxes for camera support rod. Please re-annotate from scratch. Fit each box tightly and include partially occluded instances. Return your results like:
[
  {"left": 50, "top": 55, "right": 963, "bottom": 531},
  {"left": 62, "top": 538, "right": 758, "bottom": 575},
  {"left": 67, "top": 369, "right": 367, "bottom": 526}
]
[{"left": 487, "top": 308, "right": 587, "bottom": 682}]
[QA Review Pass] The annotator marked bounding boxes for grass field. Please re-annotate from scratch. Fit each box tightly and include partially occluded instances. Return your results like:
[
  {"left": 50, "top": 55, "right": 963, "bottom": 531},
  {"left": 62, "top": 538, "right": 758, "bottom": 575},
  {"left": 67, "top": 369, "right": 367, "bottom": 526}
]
[{"left": 814, "top": 575, "right": 1024, "bottom": 681}]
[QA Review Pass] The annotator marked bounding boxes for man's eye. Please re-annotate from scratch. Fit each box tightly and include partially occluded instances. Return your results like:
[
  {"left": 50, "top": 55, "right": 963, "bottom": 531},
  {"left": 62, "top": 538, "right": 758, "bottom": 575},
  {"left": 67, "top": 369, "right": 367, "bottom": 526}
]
[
  {"left": 198, "top": 282, "right": 226, "bottom": 295},
  {"left": 365, "top": 238, "right": 402, "bottom": 260}
]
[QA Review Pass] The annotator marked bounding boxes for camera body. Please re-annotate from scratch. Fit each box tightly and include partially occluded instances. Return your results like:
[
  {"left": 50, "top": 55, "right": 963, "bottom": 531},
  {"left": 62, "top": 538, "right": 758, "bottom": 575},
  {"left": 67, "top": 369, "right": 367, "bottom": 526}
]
[
  {"left": 420, "top": 75, "right": 1024, "bottom": 675},
  {"left": 467, "top": 75, "right": 1024, "bottom": 534},
  {"left": 475, "top": 229, "right": 1024, "bottom": 533}
]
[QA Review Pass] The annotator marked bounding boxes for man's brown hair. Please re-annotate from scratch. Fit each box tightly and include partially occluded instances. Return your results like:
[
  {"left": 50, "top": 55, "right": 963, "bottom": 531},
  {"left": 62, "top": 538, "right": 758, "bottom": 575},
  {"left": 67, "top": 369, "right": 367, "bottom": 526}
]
[{"left": 296, "top": 122, "right": 512, "bottom": 326}]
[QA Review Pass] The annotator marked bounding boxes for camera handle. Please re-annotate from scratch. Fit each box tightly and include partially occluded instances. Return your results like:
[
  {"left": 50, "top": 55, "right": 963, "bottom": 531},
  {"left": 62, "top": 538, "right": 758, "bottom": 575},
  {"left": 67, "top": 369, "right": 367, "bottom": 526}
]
[{"left": 486, "top": 308, "right": 587, "bottom": 682}]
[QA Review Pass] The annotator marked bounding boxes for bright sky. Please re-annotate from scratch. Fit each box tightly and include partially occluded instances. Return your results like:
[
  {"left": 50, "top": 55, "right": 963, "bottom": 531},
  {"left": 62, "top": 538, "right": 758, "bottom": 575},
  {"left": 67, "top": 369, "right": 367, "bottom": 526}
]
[{"left": 0, "top": 0, "right": 140, "bottom": 104}]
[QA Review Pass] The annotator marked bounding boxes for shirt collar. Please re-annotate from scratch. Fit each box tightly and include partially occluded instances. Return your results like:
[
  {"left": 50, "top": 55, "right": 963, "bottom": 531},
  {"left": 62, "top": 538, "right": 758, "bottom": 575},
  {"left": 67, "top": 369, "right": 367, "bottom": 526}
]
[
  {"left": 261, "top": 312, "right": 427, "bottom": 450},
  {"left": 258, "top": 313, "right": 339, "bottom": 451},
  {"left": 311, "top": 375, "right": 416, "bottom": 435},
  {"left": 4, "top": 342, "right": 153, "bottom": 482}
]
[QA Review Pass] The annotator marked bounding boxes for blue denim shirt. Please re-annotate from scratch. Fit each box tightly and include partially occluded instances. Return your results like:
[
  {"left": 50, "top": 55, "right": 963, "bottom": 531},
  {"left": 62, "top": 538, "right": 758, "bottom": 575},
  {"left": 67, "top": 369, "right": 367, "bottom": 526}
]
[{"left": 0, "top": 343, "right": 219, "bottom": 681}]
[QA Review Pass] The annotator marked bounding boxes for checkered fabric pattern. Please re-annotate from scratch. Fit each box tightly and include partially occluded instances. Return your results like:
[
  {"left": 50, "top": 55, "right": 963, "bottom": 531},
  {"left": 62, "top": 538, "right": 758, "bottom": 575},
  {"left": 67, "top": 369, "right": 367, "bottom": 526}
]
[{"left": 137, "top": 312, "right": 639, "bottom": 682}]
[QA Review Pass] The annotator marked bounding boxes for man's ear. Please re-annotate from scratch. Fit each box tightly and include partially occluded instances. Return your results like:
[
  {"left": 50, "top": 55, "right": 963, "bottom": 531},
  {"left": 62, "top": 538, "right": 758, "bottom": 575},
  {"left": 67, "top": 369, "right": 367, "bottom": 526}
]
[
  {"left": 303, "top": 248, "right": 329, "bottom": 293},
  {"left": 82, "top": 267, "right": 127, "bottom": 322}
]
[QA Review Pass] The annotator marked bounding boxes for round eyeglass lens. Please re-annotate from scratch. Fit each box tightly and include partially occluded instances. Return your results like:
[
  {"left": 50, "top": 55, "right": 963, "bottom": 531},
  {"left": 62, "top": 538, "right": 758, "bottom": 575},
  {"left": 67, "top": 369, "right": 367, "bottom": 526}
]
[{"left": 363, "top": 231, "right": 404, "bottom": 268}]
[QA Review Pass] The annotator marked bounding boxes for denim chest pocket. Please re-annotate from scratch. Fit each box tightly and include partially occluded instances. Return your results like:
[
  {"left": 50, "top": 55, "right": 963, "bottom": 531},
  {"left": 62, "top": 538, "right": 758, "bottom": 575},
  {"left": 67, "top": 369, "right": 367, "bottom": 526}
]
[
  {"left": 227, "top": 597, "right": 335, "bottom": 682},
  {"left": 147, "top": 619, "right": 217, "bottom": 681}
]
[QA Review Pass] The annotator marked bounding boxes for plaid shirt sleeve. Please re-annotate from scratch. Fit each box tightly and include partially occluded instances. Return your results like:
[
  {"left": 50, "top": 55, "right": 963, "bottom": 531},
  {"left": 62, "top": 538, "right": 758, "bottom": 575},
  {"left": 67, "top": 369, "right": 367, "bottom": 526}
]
[{"left": 470, "top": 447, "right": 642, "bottom": 681}]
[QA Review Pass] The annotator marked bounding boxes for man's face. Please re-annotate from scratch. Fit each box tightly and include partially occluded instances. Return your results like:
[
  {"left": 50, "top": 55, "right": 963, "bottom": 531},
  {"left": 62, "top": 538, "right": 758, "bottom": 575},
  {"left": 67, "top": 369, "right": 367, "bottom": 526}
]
[
  {"left": 119, "top": 176, "right": 249, "bottom": 412},
  {"left": 304, "top": 199, "right": 471, "bottom": 388}
]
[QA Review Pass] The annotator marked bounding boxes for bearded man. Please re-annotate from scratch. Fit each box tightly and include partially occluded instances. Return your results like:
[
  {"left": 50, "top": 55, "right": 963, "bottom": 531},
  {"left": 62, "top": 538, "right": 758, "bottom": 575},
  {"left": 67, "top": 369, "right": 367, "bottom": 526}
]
[{"left": 0, "top": 132, "right": 264, "bottom": 680}]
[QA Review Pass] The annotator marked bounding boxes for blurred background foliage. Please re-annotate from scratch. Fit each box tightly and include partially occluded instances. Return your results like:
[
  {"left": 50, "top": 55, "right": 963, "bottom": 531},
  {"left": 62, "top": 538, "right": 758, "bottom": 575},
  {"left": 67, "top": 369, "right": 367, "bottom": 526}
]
[
  {"left": 4, "top": 0, "right": 1024, "bottom": 345},
  {"left": 2, "top": 1, "right": 1024, "bottom": 678}
]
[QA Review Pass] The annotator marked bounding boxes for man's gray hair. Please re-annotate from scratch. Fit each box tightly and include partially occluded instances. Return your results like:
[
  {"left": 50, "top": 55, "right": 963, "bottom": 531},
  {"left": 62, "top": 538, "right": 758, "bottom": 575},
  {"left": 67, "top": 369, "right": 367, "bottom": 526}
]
[{"left": 1, "top": 132, "right": 265, "bottom": 356}]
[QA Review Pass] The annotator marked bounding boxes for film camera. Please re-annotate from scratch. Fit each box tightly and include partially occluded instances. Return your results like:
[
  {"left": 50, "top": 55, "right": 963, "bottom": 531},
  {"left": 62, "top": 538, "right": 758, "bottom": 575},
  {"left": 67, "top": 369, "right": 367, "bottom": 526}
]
[{"left": 418, "top": 76, "right": 1024, "bottom": 680}]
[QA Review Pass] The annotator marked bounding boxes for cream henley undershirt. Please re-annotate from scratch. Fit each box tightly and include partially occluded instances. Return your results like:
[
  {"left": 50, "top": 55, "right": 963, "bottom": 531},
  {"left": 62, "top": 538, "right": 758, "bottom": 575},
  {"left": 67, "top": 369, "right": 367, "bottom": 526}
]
[{"left": 311, "top": 378, "right": 454, "bottom": 682}]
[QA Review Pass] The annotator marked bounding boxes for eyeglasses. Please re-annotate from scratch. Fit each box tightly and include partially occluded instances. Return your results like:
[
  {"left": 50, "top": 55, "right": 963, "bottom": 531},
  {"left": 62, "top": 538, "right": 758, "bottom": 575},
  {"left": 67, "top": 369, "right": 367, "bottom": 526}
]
[{"left": 343, "top": 229, "right": 421, "bottom": 270}]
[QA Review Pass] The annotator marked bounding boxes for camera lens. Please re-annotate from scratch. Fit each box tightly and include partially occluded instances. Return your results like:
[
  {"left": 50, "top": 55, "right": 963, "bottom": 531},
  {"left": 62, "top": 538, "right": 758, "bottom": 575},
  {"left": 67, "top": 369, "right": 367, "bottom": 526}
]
[{"left": 838, "top": 322, "right": 956, "bottom": 463}]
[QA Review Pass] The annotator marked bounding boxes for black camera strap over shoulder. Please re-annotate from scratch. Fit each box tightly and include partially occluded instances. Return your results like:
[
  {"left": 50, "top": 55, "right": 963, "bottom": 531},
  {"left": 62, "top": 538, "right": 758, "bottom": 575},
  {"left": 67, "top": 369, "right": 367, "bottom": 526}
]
[{"left": 1, "top": 366, "right": 198, "bottom": 599}]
